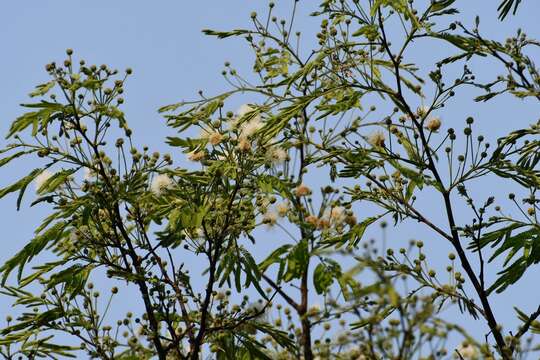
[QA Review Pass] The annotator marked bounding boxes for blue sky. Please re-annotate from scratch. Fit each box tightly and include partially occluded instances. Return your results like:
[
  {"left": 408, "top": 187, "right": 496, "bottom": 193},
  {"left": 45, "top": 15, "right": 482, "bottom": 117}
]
[{"left": 1, "top": 0, "right": 540, "bottom": 354}]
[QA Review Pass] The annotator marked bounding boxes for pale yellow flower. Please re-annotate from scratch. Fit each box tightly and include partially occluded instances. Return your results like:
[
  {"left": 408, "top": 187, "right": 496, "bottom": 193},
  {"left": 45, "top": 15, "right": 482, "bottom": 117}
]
[
  {"left": 69, "top": 229, "right": 79, "bottom": 243},
  {"left": 231, "top": 104, "right": 259, "bottom": 129},
  {"left": 275, "top": 201, "right": 289, "bottom": 217},
  {"left": 456, "top": 343, "right": 477, "bottom": 359},
  {"left": 83, "top": 167, "right": 96, "bottom": 181},
  {"left": 34, "top": 170, "right": 53, "bottom": 192},
  {"left": 237, "top": 104, "right": 253, "bottom": 117},
  {"left": 187, "top": 150, "right": 205, "bottom": 162},
  {"left": 201, "top": 128, "right": 224, "bottom": 146},
  {"left": 234, "top": 104, "right": 264, "bottom": 137},
  {"left": 262, "top": 211, "right": 278, "bottom": 226},
  {"left": 266, "top": 146, "right": 288, "bottom": 164},
  {"left": 239, "top": 118, "right": 264, "bottom": 139},
  {"left": 295, "top": 183, "right": 312, "bottom": 197},
  {"left": 306, "top": 215, "right": 319, "bottom": 226},
  {"left": 237, "top": 138, "right": 252, "bottom": 152},
  {"left": 208, "top": 132, "right": 223, "bottom": 145},
  {"left": 368, "top": 131, "right": 385, "bottom": 147},
  {"left": 151, "top": 174, "right": 173, "bottom": 195},
  {"left": 196, "top": 228, "right": 205, "bottom": 238},
  {"left": 330, "top": 206, "right": 346, "bottom": 225},
  {"left": 317, "top": 217, "right": 331, "bottom": 230},
  {"left": 426, "top": 116, "right": 442, "bottom": 132}
]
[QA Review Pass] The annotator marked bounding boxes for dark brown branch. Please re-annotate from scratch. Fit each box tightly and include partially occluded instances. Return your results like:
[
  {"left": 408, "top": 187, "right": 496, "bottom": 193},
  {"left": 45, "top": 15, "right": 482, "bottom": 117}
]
[{"left": 376, "top": 9, "right": 509, "bottom": 358}]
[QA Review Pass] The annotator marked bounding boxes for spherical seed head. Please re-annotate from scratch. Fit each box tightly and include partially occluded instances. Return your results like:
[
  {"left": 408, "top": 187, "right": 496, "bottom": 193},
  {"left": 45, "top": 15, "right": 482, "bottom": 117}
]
[
  {"left": 295, "top": 184, "right": 311, "bottom": 197},
  {"left": 426, "top": 117, "right": 442, "bottom": 132}
]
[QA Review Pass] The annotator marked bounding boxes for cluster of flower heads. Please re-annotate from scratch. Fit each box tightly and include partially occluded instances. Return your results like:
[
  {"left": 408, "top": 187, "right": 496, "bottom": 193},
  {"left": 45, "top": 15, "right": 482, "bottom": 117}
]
[
  {"left": 367, "top": 106, "right": 443, "bottom": 149},
  {"left": 261, "top": 199, "right": 289, "bottom": 226},
  {"left": 416, "top": 106, "right": 442, "bottom": 133},
  {"left": 305, "top": 205, "right": 353, "bottom": 231},
  {"left": 185, "top": 104, "right": 289, "bottom": 166},
  {"left": 34, "top": 165, "right": 175, "bottom": 200},
  {"left": 258, "top": 183, "right": 356, "bottom": 233}
]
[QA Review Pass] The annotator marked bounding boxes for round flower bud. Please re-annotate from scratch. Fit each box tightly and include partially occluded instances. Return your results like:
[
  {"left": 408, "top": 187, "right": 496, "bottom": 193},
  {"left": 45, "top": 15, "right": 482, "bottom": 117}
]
[{"left": 426, "top": 117, "right": 442, "bottom": 132}]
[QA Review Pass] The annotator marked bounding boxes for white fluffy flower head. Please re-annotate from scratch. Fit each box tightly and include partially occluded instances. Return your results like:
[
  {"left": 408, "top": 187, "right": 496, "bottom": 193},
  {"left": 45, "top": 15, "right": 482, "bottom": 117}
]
[
  {"left": 247, "top": 301, "right": 268, "bottom": 322},
  {"left": 200, "top": 128, "right": 223, "bottom": 146},
  {"left": 262, "top": 211, "right": 278, "bottom": 226},
  {"left": 151, "top": 174, "right": 173, "bottom": 195},
  {"left": 34, "top": 170, "right": 53, "bottom": 192},
  {"left": 187, "top": 150, "right": 205, "bottom": 162},
  {"left": 330, "top": 206, "right": 346, "bottom": 224},
  {"left": 275, "top": 201, "right": 289, "bottom": 217},
  {"left": 295, "top": 183, "right": 312, "bottom": 197},
  {"left": 239, "top": 118, "right": 264, "bottom": 139},
  {"left": 237, "top": 104, "right": 253, "bottom": 117},
  {"left": 456, "top": 343, "right": 477, "bottom": 359},
  {"left": 266, "top": 146, "right": 288, "bottom": 164},
  {"left": 83, "top": 167, "right": 96, "bottom": 181},
  {"left": 233, "top": 104, "right": 263, "bottom": 136},
  {"left": 368, "top": 131, "right": 385, "bottom": 147},
  {"left": 237, "top": 138, "right": 252, "bottom": 152}
]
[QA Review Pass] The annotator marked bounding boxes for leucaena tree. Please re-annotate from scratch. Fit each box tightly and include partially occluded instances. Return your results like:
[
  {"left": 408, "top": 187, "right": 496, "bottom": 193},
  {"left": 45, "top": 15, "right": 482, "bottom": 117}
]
[{"left": 0, "top": 1, "right": 538, "bottom": 359}]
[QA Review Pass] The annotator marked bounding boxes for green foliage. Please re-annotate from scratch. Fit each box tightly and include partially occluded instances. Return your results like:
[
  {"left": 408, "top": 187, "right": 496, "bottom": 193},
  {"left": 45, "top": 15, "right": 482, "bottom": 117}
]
[{"left": 498, "top": 0, "right": 523, "bottom": 20}]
